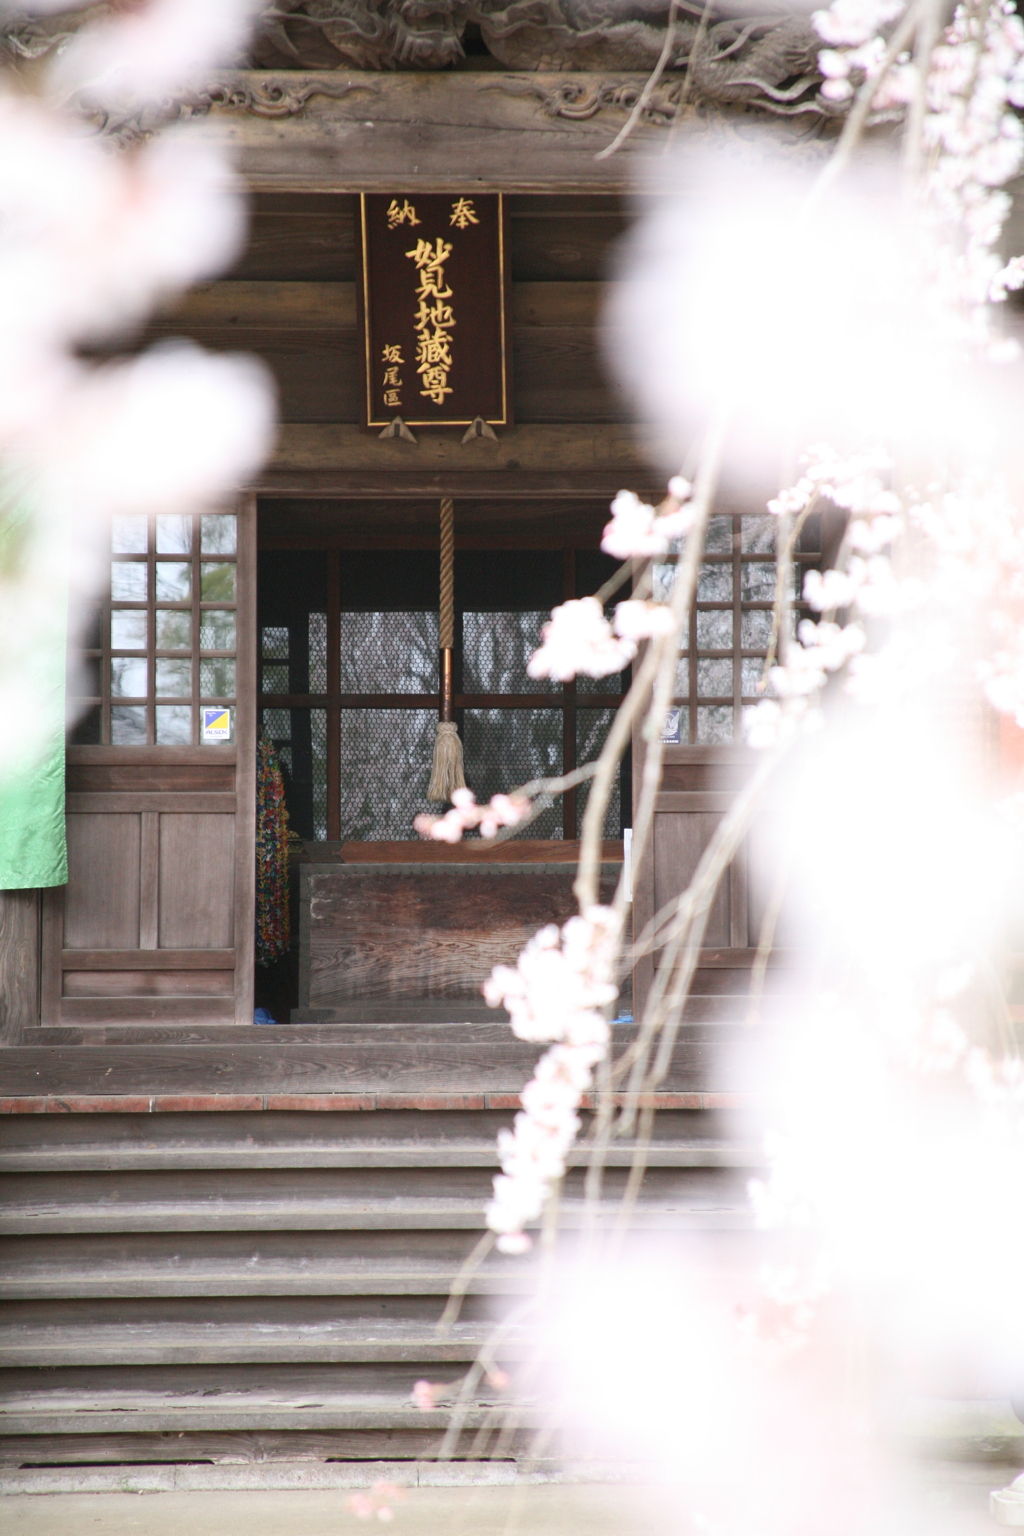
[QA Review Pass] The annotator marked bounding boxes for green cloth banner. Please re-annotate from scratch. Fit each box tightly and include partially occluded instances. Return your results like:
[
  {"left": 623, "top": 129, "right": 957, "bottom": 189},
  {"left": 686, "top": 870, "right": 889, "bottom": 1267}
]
[
  {"left": 0, "top": 487, "right": 69, "bottom": 891},
  {"left": 0, "top": 734, "right": 67, "bottom": 890}
]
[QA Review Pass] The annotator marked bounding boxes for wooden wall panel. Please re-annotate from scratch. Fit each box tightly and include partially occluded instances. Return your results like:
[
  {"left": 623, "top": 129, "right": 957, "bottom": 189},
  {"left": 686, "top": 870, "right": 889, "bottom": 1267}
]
[
  {"left": 652, "top": 811, "right": 732, "bottom": 951},
  {"left": 302, "top": 863, "right": 619, "bottom": 1008},
  {"left": 62, "top": 970, "right": 234, "bottom": 997},
  {"left": 158, "top": 815, "right": 236, "bottom": 951},
  {"left": 63, "top": 815, "right": 140, "bottom": 951},
  {"left": 226, "top": 195, "right": 627, "bottom": 285}
]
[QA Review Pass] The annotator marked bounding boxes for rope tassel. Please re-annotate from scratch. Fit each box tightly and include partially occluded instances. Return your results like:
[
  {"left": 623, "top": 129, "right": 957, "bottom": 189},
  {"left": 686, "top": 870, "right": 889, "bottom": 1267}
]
[{"left": 427, "top": 496, "right": 466, "bottom": 803}]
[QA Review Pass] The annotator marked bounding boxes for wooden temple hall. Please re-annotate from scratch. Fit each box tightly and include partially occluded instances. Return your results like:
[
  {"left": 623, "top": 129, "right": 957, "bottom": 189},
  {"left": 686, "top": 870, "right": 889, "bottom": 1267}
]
[{"left": 0, "top": 3, "right": 829, "bottom": 1482}]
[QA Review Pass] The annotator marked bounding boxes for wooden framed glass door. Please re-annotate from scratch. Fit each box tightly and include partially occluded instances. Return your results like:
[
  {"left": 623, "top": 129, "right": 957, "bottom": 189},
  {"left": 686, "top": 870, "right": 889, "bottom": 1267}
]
[{"left": 40, "top": 496, "right": 256, "bottom": 1027}]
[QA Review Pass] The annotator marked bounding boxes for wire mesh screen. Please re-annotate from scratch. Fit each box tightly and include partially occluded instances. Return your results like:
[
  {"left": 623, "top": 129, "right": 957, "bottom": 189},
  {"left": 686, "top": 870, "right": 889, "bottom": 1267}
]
[
  {"left": 463, "top": 708, "right": 563, "bottom": 839},
  {"left": 309, "top": 613, "right": 327, "bottom": 692},
  {"left": 576, "top": 707, "right": 621, "bottom": 838},
  {"left": 338, "top": 708, "right": 437, "bottom": 840},
  {"left": 260, "top": 705, "right": 326, "bottom": 842},
  {"left": 462, "top": 612, "right": 555, "bottom": 693},
  {"left": 340, "top": 612, "right": 439, "bottom": 692}
]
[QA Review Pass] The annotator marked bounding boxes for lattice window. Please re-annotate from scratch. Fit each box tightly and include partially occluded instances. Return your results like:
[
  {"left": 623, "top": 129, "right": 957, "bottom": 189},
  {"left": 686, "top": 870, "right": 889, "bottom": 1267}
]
[
  {"left": 654, "top": 511, "right": 821, "bottom": 744},
  {"left": 71, "top": 512, "right": 238, "bottom": 747}
]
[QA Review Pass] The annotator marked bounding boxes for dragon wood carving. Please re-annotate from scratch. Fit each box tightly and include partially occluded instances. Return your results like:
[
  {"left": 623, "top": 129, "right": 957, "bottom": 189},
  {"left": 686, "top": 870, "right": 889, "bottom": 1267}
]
[{"left": 1, "top": 1, "right": 838, "bottom": 124}]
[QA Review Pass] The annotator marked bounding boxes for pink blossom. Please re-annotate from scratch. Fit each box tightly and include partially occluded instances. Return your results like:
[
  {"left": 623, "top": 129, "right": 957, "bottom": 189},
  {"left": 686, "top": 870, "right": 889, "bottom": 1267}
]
[
  {"left": 413, "top": 788, "right": 530, "bottom": 843},
  {"left": 613, "top": 599, "right": 676, "bottom": 641},
  {"left": 411, "top": 1379, "right": 440, "bottom": 1411},
  {"left": 601, "top": 485, "right": 695, "bottom": 560},
  {"left": 484, "top": 907, "right": 620, "bottom": 1250},
  {"left": 527, "top": 597, "right": 636, "bottom": 683}
]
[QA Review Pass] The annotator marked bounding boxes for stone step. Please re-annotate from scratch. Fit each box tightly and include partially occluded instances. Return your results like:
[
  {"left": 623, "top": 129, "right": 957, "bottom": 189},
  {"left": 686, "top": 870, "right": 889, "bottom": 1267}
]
[
  {"left": 0, "top": 1231, "right": 533, "bottom": 1300},
  {"left": 0, "top": 1297, "right": 517, "bottom": 1368},
  {"left": 0, "top": 1362, "right": 528, "bottom": 1437},
  {"left": 0, "top": 1165, "right": 750, "bottom": 1235},
  {"left": 0, "top": 1137, "right": 759, "bottom": 1173}
]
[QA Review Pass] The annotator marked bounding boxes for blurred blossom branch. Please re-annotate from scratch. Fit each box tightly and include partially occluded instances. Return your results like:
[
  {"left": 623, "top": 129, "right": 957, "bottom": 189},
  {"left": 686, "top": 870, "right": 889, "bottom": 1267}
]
[{"left": 0, "top": 0, "right": 274, "bottom": 780}]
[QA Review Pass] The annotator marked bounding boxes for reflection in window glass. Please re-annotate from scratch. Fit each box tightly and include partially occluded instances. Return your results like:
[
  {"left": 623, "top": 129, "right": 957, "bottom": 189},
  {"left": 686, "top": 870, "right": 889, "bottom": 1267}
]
[
  {"left": 697, "top": 704, "right": 733, "bottom": 742},
  {"left": 742, "top": 515, "right": 776, "bottom": 554},
  {"left": 201, "top": 562, "right": 236, "bottom": 601},
  {"left": 741, "top": 563, "right": 778, "bottom": 602},
  {"left": 705, "top": 515, "right": 733, "bottom": 553},
  {"left": 338, "top": 612, "right": 438, "bottom": 693},
  {"left": 111, "top": 705, "right": 147, "bottom": 744},
  {"left": 697, "top": 564, "right": 732, "bottom": 602},
  {"left": 155, "top": 609, "right": 191, "bottom": 650},
  {"left": 155, "top": 515, "right": 191, "bottom": 554},
  {"left": 155, "top": 658, "right": 191, "bottom": 697},
  {"left": 575, "top": 707, "right": 621, "bottom": 839},
  {"left": 201, "top": 514, "right": 237, "bottom": 554},
  {"left": 110, "top": 610, "right": 147, "bottom": 649},
  {"left": 200, "top": 658, "right": 236, "bottom": 697},
  {"left": 199, "top": 513, "right": 234, "bottom": 556},
  {"left": 111, "top": 562, "right": 147, "bottom": 601},
  {"left": 262, "top": 626, "right": 288, "bottom": 659},
  {"left": 338, "top": 708, "right": 436, "bottom": 839},
  {"left": 697, "top": 658, "right": 732, "bottom": 697},
  {"left": 201, "top": 610, "right": 235, "bottom": 650},
  {"left": 741, "top": 609, "right": 774, "bottom": 649},
  {"left": 110, "top": 656, "right": 147, "bottom": 697},
  {"left": 463, "top": 708, "right": 562, "bottom": 839},
  {"left": 742, "top": 657, "right": 766, "bottom": 695},
  {"left": 111, "top": 516, "right": 147, "bottom": 554},
  {"left": 155, "top": 562, "right": 191, "bottom": 600},
  {"left": 462, "top": 612, "right": 553, "bottom": 693},
  {"left": 697, "top": 610, "right": 732, "bottom": 649},
  {"left": 155, "top": 704, "right": 191, "bottom": 744}
]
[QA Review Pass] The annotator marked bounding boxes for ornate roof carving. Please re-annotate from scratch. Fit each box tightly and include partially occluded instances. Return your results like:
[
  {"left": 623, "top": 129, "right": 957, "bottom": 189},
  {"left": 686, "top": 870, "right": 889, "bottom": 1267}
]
[{"left": 0, "top": 1, "right": 833, "bottom": 123}]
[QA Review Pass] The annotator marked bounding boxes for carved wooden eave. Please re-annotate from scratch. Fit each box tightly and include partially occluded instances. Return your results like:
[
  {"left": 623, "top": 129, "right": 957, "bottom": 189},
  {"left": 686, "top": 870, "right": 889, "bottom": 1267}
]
[{"left": 174, "top": 70, "right": 823, "bottom": 193}]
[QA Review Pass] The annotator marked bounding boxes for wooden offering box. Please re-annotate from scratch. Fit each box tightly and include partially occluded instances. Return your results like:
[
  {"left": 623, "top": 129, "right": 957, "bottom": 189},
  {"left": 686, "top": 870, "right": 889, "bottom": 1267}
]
[{"left": 298, "top": 841, "right": 623, "bottom": 1022}]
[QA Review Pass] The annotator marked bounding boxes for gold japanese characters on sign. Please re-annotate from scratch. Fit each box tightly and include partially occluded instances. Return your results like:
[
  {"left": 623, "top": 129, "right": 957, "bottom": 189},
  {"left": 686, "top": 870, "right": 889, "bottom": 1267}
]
[{"left": 358, "top": 193, "right": 509, "bottom": 429}]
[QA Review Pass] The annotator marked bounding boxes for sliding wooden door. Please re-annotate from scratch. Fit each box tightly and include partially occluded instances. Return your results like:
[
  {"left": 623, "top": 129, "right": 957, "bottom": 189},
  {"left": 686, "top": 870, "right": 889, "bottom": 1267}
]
[{"left": 40, "top": 497, "right": 255, "bottom": 1027}]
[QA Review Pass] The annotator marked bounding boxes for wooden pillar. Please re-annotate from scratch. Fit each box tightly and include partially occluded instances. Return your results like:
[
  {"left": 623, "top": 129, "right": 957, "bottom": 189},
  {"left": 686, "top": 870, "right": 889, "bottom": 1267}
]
[{"left": 0, "top": 888, "right": 40, "bottom": 1043}]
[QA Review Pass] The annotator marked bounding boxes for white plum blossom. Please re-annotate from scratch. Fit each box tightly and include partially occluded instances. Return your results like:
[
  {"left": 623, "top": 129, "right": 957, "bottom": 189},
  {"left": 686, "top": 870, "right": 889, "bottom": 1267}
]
[
  {"left": 484, "top": 907, "right": 619, "bottom": 1251},
  {"left": 613, "top": 599, "right": 677, "bottom": 641},
  {"left": 527, "top": 596, "right": 636, "bottom": 683}
]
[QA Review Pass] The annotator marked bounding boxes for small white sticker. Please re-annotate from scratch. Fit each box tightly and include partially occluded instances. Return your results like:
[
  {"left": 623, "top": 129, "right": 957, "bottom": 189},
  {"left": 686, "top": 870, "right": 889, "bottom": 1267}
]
[
  {"left": 202, "top": 706, "right": 231, "bottom": 743},
  {"left": 660, "top": 707, "right": 681, "bottom": 745}
]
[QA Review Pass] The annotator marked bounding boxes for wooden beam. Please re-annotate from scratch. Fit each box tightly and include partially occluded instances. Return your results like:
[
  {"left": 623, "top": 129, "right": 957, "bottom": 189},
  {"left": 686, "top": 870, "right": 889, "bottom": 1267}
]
[
  {"left": 259, "top": 422, "right": 662, "bottom": 498},
  {"left": 197, "top": 72, "right": 669, "bottom": 194},
  {"left": 0, "top": 890, "right": 39, "bottom": 1044},
  {"left": 155, "top": 281, "right": 602, "bottom": 332}
]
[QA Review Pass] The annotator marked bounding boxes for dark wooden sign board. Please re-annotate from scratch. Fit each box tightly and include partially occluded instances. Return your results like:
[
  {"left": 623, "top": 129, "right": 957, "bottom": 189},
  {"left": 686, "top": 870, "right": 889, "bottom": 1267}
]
[{"left": 357, "top": 192, "right": 510, "bottom": 429}]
